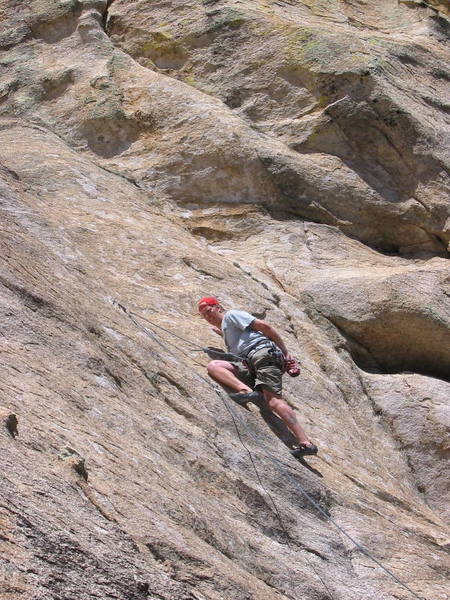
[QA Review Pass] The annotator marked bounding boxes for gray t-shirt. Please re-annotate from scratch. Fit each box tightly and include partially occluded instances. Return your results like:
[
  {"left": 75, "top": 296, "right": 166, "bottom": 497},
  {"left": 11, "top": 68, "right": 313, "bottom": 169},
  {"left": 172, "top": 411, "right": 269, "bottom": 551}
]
[{"left": 221, "top": 309, "right": 268, "bottom": 357}]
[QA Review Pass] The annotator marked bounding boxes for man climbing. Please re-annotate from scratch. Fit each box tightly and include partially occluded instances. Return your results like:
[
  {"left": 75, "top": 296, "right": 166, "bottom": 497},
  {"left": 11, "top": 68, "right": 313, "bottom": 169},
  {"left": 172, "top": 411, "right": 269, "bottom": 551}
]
[{"left": 198, "top": 297, "right": 317, "bottom": 458}]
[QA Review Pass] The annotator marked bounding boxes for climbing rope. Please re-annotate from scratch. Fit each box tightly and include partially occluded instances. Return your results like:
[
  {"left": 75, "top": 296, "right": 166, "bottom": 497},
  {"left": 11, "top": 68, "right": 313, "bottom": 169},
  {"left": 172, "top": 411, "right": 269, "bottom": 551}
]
[
  {"left": 230, "top": 414, "right": 425, "bottom": 600},
  {"left": 114, "top": 301, "right": 426, "bottom": 600},
  {"left": 114, "top": 302, "right": 206, "bottom": 352},
  {"left": 114, "top": 303, "right": 248, "bottom": 362},
  {"left": 115, "top": 302, "right": 335, "bottom": 599},
  {"left": 215, "top": 384, "right": 336, "bottom": 600}
]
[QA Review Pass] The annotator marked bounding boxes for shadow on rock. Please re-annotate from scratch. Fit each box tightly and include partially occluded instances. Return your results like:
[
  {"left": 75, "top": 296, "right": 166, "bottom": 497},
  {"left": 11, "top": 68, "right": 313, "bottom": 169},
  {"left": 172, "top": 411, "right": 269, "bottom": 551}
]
[{"left": 81, "top": 115, "right": 142, "bottom": 158}]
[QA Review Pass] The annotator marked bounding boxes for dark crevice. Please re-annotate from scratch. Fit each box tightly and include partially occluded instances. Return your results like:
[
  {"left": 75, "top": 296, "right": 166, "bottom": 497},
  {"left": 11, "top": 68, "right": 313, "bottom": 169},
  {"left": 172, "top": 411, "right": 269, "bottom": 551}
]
[
  {"left": 0, "top": 275, "right": 60, "bottom": 317},
  {"left": 299, "top": 544, "right": 329, "bottom": 561},
  {"left": 98, "top": 164, "right": 143, "bottom": 189},
  {"left": 153, "top": 371, "right": 192, "bottom": 400},
  {"left": 329, "top": 313, "right": 450, "bottom": 383},
  {"left": 231, "top": 261, "right": 281, "bottom": 307},
  {"left": 0, "top": 162, "right": 21, "bottom": 181},
  {"left": 326, "top": 317, "right": 385, "bottom": 373},
  {"left": 85, "top": 357, "right": 124, "bottom": 389},
  {"left": 265, "top": 203, "right": 447, "bottom": 259},
  {"left": 182, "top": 256, "right": 223, "bottom": 279},
  {"left": 102, "top": 0, "right": 117, "bottom": 30},
  {"left": 342, "top": 472, "right": 444, "bottom": 529}
]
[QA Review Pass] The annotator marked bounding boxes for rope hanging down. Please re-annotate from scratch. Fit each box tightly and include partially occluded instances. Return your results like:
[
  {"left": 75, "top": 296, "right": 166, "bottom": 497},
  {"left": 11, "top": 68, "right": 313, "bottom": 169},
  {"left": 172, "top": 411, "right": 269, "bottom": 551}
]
[
  {"left": 116, "top": 303, "right": 334, "bottom": 600},
  {"left": 114, "top": 301, "right": 426, "bottom": 600},
  {"left": 217, "top": 386, "right": 335, "bottom": 600},
  {"left": 114, "top": 303, "right": 243, "bottom": 362},
  {"left": 114, "top": 302, "right": 335, "bottom": 599}
]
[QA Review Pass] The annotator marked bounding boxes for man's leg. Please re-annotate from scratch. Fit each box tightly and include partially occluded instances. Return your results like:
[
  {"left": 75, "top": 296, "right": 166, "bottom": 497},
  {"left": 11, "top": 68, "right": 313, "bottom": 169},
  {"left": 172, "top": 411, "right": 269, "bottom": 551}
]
[
  {"left": 262, "top": 389, "right": 312, "bottom": 446},
  {"left": 207, "top": 360, "right": 253, "bottom": 393}
]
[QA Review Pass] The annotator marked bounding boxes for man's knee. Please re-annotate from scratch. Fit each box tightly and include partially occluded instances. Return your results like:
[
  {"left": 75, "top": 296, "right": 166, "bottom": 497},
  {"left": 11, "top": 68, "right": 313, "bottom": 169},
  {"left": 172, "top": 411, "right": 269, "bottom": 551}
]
[
  {"left": 266, "top": 395, "right": 284, "bottom": 411},
  {"left": 207, "top": 360, "right": 220, "bottom": 376},
  {"left": 267, "top": 396, "right": 297, "bottom": 422},
  {"left": 207, "top": 360, "right": 232, "bottom": 376}
]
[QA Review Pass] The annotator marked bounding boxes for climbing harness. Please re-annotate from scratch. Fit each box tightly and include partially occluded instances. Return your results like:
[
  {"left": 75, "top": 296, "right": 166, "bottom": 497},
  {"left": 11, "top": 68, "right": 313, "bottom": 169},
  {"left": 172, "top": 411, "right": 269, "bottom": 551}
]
[{"left": 114, "top": 300, "right": 426, "bottom": 600}]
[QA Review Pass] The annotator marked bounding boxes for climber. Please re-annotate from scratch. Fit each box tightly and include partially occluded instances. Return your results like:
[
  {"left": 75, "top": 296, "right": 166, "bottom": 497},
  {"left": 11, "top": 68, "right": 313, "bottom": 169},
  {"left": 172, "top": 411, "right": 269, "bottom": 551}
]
[{"left": 198, "top": 297, "right": 318, "bottom": 458}]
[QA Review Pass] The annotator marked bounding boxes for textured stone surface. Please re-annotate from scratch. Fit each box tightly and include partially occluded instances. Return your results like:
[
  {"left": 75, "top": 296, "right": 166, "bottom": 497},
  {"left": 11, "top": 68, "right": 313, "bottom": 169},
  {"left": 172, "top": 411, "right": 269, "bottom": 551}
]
[
  {"left": 106, "top": 0, "right": 450, "bottom": 254},
  {"left": 0, "top": 1, "right": 449, "bottom": 600}
]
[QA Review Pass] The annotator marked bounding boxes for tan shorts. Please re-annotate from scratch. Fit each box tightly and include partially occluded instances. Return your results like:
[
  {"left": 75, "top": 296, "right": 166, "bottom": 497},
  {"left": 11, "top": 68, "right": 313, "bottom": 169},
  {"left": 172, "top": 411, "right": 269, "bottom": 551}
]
[{"left": 233, "top": 347, "right": 283, "bottom": 395}]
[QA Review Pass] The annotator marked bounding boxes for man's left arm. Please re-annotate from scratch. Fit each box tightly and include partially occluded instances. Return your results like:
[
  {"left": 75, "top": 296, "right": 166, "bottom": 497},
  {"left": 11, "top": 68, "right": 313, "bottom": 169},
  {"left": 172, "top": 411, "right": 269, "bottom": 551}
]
[{"left": 251, "top": 319, "right": 291, "bottom": 359}]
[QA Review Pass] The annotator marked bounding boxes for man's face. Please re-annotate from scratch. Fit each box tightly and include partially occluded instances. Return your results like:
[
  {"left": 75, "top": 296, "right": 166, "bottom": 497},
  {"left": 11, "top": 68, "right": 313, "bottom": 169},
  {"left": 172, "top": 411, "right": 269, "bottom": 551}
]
[{"left": 199, "top": 303, "right": 221, "bottom": 324}]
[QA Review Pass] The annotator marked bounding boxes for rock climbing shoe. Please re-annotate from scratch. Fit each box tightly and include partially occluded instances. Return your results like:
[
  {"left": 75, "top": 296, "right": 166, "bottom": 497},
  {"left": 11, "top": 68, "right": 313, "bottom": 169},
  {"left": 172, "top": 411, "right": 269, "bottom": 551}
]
[
  {"left": 229, "top": 390, "right": 264, "bottom": 405},
  {"left": 291, "top": 443, "right": 318, "bottom": 458}
]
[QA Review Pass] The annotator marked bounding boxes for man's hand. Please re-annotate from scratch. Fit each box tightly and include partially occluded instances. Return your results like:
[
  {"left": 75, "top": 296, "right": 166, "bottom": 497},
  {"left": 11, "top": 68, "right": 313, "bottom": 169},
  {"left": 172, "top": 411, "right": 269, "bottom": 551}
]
[
  {"left": 284, "top": 355, "right": 301, "bottom": 376},
  {"left": 212, "top": 326, "right": 223, "bottom": 337}
]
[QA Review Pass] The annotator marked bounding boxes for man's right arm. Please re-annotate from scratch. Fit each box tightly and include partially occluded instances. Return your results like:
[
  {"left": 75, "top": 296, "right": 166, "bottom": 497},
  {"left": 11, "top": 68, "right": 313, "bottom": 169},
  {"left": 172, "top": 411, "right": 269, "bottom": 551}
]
[{"left": 251, "top": 319, "right": 290, "bottom": 359}]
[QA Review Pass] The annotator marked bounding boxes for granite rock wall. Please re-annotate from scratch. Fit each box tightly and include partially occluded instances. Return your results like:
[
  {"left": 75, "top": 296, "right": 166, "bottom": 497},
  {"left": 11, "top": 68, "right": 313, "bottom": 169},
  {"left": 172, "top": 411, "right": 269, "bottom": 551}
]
[{"left": 0, "top": 2, "right": 449, "bottom": 599}]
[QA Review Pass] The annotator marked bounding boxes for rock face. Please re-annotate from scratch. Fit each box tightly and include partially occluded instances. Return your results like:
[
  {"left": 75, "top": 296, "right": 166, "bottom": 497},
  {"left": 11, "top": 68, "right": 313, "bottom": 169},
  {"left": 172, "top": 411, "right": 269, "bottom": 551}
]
[{"left": 0, "top": 2, "right": 449, "bottom": 600}]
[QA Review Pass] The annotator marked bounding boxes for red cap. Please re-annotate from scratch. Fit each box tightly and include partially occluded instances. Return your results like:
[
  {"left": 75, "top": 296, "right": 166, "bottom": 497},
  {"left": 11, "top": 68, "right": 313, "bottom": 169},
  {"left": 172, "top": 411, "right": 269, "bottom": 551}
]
[{"left": 198, "top": 296, "right": 220, "bottom": 311}]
